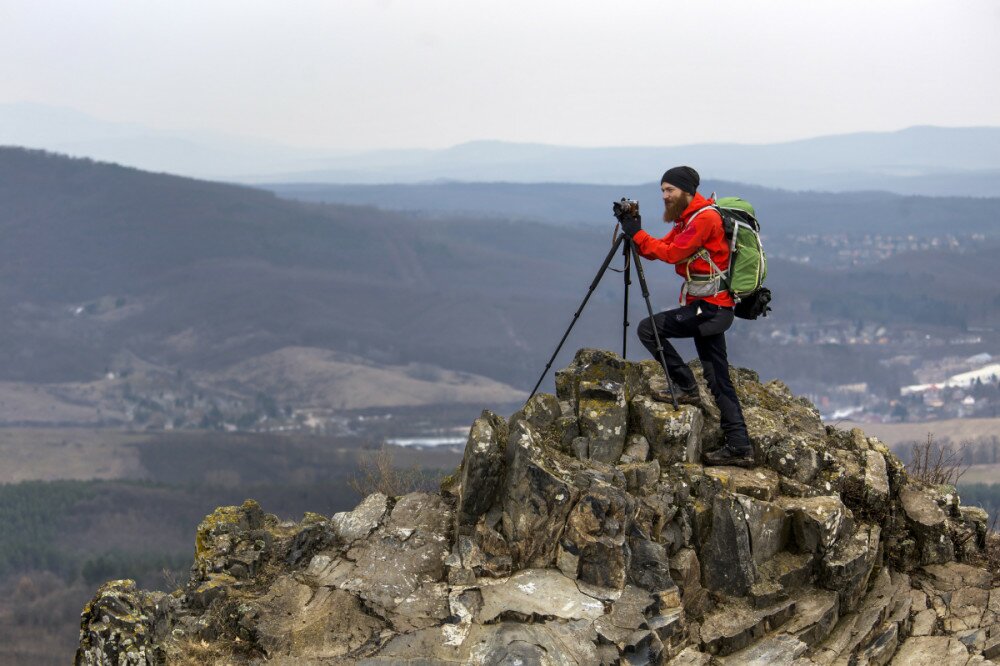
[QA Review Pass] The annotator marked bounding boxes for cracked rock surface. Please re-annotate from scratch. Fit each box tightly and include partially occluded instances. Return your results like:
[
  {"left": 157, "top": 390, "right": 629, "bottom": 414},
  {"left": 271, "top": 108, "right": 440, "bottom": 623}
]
[{"left": 76, "top": 349, "right": 999, "bottom": 665}]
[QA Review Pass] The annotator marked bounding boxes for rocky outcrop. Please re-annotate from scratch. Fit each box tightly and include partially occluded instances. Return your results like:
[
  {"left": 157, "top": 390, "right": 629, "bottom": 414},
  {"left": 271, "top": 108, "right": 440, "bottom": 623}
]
[{"left": 76, "top": 349, "right": 998, "bottom": 665}]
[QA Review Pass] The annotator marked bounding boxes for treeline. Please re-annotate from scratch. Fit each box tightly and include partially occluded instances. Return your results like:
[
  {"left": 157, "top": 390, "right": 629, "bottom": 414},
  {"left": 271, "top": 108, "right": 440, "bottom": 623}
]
[
  {"left": 0, "top": 479, "right": 367, "bottom": 588},
  {"left": 0, "top": 477, "right": 380, "bottom": 662}
]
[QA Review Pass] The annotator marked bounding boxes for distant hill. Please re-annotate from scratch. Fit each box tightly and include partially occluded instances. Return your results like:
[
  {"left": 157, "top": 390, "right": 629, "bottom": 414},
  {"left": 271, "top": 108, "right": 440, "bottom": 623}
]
[
  {"left": 255, "top": 127, "right": 1000, "bottom": 196},
  {"left": 267, "top": 180, "right": 1000, "bottom": 237},
  {"left": 0, "top": 148, "right": 629, "bottom": 392},
  {"left": 3, "top": 105, "right": 998, "bottom": 195},
  {"left": 0, "top": 102, "right": 334, "bottom": 180}
]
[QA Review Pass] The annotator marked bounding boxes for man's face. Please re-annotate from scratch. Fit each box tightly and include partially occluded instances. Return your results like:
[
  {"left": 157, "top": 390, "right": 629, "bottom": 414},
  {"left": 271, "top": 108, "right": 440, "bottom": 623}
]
[{"left": 661, "top": 183, "right": 692, "bottom": 222}]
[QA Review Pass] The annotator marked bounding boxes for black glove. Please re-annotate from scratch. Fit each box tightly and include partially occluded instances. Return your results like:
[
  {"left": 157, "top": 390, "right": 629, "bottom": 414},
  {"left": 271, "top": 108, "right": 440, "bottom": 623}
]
[{"left": 620, "top": 214, "right": 642, "bottom": 238}]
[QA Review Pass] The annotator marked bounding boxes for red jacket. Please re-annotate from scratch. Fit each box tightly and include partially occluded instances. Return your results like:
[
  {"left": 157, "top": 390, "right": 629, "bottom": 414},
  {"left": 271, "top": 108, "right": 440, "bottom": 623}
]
[{"left": 632, "top": 192, "right": 735, "bottom": 307}]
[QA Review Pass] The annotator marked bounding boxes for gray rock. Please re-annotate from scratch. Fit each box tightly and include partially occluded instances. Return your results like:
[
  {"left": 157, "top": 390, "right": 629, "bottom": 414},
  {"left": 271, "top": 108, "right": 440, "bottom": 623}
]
[
  {"left": 621, "top": 433, "right": 650, "bottom": 464},
  {"left": 782, "top": 588, "right": 839, "bottom": 646},
  {"left": 647, "top": 607, "right": 686, "bottom": 644},
  {"left": 501, "top": 420, "right": 579, "bottom": 568},
  {"left": 749, "top": 579, "right": 786, "bottom": 608},
  {"left": 757, "top": 551, "right": 815, "bottom": 592},
  {"left": 667, "top": 646, "right": 713, "bottom": 664},
  {"left": 819, "top": 523, "right": 881, "bottom": 612},
  {"left": 622, "top": 629, "right": 666, "bottom": 665},
  {"left": 621, "top": 459, "right": 661, "bottom": 494},
  {"left": 578, "top": 379, "right": 629, "bottom": 464},
  {"left": 594, "top": 584, "right": 655, "bottom": 646},
  {"left": 456, "top": 411, "right": 507, "bottom": 526},
  {"left": 941, "top": 586, "right": 989, "bottom": 633},
  {"left": 341, "top": 493, "right": 451, "bottom": 610},
  {"left": 900, "top": 486, "right": 955, "bottom": 565},
  {"left": 860, "top": 622, "right": 899, "bottom": 666},
  {"left": 304, "top": 552, "right": 355, "bottom": 588},
  {"left": 476, "top": 569, "right": 606, "bottom": 622},
  {"left": 332, "top": 492, "right": 389, "bottom": 543},
  {"left": 73, "top": 350, "right": 1000, "bottom": 666},
  {"left": 703, "top": 466, "right": 781, "bottom": 502},
  {"left": 476, "top": 620, "right": 601, "bottom": 665},
  {"left": 911, "top": 608, "right": 937, "bottom": 636},
  {"left": 718, "top": 633, "right": 808, "bottom": 665},
  {"left": 921, "top": 562, "right": 994, "bottom": 591},
  {"left": 700, "top": 494, "right": 756, "bottom": 596},
  {"left": 629, "top": 537, "right": 676, "bottom": 593},
  {"left": 369, "top": 619, "right": 600, "bottom": 665},
  {"left": 863, "top": 450, "right": 890, "bottom": 506},
  {"left": 390, "top": 581, "right": 451, "bottom": 631},
  {"left": 192, "top": 499, "right": 275, "bottom": 582},
  {"left": 556, "top": 347, "right": 628, "bottom": 413},
  {"left": 669, "top": 548, "right": 711, "bottom": 619},
  {"left": 452, "top": 515, "right": 514, "bottom": 578},
  {"left": 890, "top": 636, "right": 976, "bottom": 665},
  {"left": 557, "top": 415, "right": 581, "bottom": 451},
  {"left": 76, "top": 580, "right": 161, "bottom": 666},
  {"left": 252, "top": 576, "right": 387, "bottom": 659},
  {"left": 779, "top": 495, "right": 853, "bottom": 554},
  {"left": 984, "top": 632, "right": 1000, "bottom": 660},
  {"left": 737, "top": 495, "right": 790, "bottom": 566},
  {"left": 510, "top": 393, "right": 560, "bottom": 431},
  {"left": 764, "top": 436, "right": 825, "bottom": 485},
  {"left": 700, "top": 599, "right": 797, "bottom": 656},
  {"left": 559, "top": 481, "right": 634, "bottom": 588},
  {"left": 812, "top": 566, "right": 907, "bottom": 663},
  {"left": 631, "top": 395, "right": 703, "bottom": 465}
]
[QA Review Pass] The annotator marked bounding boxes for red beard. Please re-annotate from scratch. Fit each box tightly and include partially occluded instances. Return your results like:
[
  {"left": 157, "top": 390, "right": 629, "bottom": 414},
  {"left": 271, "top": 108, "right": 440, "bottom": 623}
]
[{"left": 662, "top": 197, "right": 686, "bottom": 223}]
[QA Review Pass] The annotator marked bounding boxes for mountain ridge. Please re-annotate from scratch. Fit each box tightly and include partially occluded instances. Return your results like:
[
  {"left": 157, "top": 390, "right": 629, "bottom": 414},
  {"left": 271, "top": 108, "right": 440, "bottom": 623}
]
[{"left": 3, "top": 104, "right": 998, "bottom": 193}]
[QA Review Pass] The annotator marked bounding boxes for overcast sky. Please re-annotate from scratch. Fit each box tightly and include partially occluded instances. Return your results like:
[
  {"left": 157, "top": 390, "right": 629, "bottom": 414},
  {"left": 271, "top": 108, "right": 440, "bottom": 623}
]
[{"left": 2, "top": 0, "right": 998, "bottom": 151}]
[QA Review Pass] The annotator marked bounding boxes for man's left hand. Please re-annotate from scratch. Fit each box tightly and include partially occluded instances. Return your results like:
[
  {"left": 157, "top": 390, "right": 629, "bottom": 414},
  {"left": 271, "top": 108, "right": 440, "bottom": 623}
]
[{"left": 620, "top": 214, "right": 642, "bottom": 238}]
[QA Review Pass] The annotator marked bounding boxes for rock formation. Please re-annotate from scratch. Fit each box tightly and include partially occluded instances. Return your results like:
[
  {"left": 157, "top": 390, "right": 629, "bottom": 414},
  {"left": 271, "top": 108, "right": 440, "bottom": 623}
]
[{"left": 76, "top": 349, "right": 999, "bottom": 665}]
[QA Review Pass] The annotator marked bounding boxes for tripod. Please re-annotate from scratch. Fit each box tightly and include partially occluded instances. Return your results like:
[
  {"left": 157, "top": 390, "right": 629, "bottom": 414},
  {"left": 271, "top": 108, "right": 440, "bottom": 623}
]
[{"left": 528, "top": 230, "right": 680, "bottom": 410}]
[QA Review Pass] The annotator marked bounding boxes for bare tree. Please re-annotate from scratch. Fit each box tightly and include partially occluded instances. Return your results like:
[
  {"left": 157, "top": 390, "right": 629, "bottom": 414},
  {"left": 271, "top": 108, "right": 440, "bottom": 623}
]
[
  {"left": 348, "top": 444, "right": 436, "bottom": 498},
  {"left": 907, "top": 433, "right": 970, "bottom": 486}
]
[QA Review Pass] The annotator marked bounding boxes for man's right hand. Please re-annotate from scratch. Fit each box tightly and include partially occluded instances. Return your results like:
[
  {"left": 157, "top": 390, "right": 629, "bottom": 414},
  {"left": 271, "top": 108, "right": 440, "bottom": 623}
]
[{"left": 620, "top": 214, "right": 642, "bottom": 238}]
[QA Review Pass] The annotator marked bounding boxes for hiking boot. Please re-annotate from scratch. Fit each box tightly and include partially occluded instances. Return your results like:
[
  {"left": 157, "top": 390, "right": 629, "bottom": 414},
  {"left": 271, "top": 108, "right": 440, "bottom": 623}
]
[
  {"left": 702, "top": 445, "right": 755, "bottom": 468},
  {"left": 651, "top": 387, "right": 701, "bottom": 406}
]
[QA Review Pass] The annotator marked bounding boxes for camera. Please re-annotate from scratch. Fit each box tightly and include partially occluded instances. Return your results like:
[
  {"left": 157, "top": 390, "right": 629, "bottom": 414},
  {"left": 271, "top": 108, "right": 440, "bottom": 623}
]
[{"left": 612, "top": 198, "right": 639, "bottom": 220}]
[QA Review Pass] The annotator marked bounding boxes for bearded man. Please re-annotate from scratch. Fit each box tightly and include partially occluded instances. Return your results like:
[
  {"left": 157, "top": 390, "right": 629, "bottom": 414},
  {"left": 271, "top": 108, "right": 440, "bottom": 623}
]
[{"left": 618, "top": 166, "right": 754, "bottom": 468}]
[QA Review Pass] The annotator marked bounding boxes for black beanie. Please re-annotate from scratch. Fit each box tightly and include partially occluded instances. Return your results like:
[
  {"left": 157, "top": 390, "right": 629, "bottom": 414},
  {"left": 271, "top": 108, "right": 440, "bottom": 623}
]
[{"left": 660, "top": 166, "right": 700, "bottom": 195}]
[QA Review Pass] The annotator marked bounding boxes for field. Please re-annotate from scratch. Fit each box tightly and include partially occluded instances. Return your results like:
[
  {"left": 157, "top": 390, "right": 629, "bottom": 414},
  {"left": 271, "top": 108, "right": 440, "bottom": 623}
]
[
  {"left": 961, "top": 464, "right": 1000, "bottom": 485},
  {"left": 838, "top": 418, "right": 1000, "bottom": 448}
]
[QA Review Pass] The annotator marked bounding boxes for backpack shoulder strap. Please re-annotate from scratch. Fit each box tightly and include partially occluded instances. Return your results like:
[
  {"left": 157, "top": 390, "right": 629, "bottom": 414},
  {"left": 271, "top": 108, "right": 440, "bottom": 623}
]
[
  {"left": 686, "top": 204, "right": 718, "bottom": 224},
  {"left": 679, "top": 204, "right": 733, "bottom": 295},
  {"left": 679, "top": 204, "right": 724, "bottom": 267}
]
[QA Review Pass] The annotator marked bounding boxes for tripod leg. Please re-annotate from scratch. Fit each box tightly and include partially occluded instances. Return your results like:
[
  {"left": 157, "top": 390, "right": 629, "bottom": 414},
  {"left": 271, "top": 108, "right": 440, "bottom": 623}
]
[
  {"left": 628, "top": 240, "right": 679, "bottom": 410},
  {"left": 622, "top": 239, "right": 631, "bottom": 359},
  {"left": 527, "top": 233, "right": 627, "bottom": 401}
]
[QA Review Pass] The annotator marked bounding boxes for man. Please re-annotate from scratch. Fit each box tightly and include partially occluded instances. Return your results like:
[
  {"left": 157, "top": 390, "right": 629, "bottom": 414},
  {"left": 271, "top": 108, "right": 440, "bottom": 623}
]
[{"left": 619, "top": 166, "right": 754, "bottom": 468}]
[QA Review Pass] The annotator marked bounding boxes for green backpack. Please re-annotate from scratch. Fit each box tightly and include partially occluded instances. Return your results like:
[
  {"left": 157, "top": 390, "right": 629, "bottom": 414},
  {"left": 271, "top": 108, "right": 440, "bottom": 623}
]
[{"left": 683, "top": 196, "right": 772, "bottom": 319}]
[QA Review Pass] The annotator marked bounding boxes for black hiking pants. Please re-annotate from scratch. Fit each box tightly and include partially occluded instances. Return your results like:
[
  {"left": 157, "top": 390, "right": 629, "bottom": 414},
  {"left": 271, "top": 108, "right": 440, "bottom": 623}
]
[{"left": 637, "top": 301, "right": 751, "bottom": 450}]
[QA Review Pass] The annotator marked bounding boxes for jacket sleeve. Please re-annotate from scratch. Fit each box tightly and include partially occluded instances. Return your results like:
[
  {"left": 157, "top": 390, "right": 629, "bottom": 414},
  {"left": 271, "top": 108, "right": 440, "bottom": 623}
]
[{"left": 632, "top": 211, "right": 718, "bottom": 264}]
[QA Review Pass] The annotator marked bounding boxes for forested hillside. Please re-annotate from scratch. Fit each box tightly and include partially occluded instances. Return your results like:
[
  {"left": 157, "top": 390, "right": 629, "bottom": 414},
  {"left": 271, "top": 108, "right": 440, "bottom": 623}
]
[{"left": 0, "top": 147, "right": 997, "bottom": 422}]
